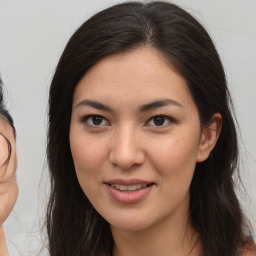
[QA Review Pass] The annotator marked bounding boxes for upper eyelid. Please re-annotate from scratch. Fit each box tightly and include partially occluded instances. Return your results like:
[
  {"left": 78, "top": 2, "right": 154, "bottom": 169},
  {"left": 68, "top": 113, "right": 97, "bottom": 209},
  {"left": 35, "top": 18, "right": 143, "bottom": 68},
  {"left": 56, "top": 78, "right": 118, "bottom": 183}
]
[{"left": 81, "top": 114, "right": 105, "bottom": 120}]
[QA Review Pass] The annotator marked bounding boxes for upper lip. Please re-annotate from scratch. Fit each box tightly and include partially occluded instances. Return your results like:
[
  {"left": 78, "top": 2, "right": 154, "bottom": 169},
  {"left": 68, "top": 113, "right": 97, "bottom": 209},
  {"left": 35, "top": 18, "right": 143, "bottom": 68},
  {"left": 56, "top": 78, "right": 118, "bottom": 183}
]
[{"left": 104, "top": 179, "right": 154, "bottom": 185}]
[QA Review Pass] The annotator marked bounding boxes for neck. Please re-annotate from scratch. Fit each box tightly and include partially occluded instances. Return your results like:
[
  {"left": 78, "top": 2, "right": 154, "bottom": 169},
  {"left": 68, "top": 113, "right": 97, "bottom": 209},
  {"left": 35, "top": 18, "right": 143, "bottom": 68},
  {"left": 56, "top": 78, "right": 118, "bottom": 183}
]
[
  {"left": 111, "top": 213, "right": 198, "bottom": 256},
  {"left": 0, "top": 225, "right": 9, "bottom": 256}
]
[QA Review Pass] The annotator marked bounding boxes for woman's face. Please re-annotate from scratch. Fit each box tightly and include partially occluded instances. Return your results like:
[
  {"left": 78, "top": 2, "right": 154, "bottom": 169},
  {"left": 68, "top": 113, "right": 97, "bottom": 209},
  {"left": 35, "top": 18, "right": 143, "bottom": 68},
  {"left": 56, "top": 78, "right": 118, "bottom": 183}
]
[
  {"left": 70, "top": 48, "right": 218, "bottom": 232},
  {"left": 0, "top": 117, "right": 17, "bottom": 224}
]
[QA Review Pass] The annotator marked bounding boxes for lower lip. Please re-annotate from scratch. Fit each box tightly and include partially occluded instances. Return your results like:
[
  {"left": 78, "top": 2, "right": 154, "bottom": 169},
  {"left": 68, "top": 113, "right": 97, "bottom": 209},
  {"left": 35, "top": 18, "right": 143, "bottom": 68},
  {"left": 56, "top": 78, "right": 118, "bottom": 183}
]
[{"left": 105, "top": 184, "right": 154, "bottom": 204}]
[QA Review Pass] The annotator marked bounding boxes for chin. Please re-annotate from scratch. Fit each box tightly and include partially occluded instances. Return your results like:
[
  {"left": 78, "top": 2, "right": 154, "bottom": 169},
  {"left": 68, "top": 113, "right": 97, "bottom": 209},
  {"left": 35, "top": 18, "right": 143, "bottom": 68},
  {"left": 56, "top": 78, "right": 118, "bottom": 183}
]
[{"left": 107, "top": 213, "right": 154, "bottom": 233}]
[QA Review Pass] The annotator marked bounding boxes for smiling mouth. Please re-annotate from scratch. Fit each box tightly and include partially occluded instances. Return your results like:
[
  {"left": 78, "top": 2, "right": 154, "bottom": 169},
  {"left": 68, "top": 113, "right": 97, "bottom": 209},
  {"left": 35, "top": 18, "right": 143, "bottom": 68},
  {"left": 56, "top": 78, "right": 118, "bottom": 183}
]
[
  {"left": 105, "top": 181, "right": 154, "bottom": 203},
  {"left": 106, "top": 183, "right": 153, "bottom": 192}
]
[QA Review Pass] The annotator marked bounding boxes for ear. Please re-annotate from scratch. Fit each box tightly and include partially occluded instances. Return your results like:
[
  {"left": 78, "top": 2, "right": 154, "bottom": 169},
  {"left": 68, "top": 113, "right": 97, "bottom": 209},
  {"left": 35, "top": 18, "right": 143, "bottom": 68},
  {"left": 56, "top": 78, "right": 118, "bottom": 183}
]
[{"left": 196, "top": 113, "right": 222, "bottom": 163}]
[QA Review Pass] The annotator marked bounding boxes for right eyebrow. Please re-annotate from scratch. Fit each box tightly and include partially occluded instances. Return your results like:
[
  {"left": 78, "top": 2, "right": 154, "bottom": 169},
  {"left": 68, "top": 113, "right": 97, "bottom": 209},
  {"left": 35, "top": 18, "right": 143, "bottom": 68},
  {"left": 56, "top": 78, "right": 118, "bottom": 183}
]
[
  {"left": 139, "top": 98, "right": 183, "bottom": 112},
  {"left": 75, "top": 99, "right": 113, "bottom": 112}
]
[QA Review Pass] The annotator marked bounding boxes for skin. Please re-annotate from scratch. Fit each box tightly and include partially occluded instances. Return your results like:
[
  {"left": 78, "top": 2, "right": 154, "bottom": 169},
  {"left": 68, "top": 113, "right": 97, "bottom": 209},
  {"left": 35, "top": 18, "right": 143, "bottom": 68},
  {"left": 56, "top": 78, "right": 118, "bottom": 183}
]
[
  {"left": 70, "top": 47, "right": 221, "bottom": 256},
  {"left": 0, "top": 117, "right": 17, "bottom": 256}
]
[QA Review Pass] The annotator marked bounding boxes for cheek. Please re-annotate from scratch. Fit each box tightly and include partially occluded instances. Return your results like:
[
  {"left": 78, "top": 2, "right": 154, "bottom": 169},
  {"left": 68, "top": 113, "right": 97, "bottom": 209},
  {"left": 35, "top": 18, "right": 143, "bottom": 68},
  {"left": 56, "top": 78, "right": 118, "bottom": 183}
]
[
  {"left": 0, "top": 179, "right": 18, "bottom": 224},
  {"left": 70, "top": 134, "right": 110, "bottom": 211},
  {"left": 149, "top": 133, "right": 200, "bottom": 184},
  {"left": 70, "top": 143, "right": 97, "bottom": 203},
  {"left": 69, "top": 131, "right": 108, "bottom": 193},
  {"left": 0, "top": 144, "right": 8, "bottom": 167},
  {"left": 0, "top": 150, "right": 18, "bottom": 224},
  {"left": 148, "top": 136, "right": 199, "bottom": 215},
  {"left": 71, "top": 142, "right": 100, "bottom": 173}
]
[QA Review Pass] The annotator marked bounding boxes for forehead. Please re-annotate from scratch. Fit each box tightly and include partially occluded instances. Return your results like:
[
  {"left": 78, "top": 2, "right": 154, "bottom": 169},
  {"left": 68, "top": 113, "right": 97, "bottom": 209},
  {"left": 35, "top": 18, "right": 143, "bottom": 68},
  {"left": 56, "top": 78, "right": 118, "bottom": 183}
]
[{"left": 73, "top": 47, "right": 193, "bottom": 108}]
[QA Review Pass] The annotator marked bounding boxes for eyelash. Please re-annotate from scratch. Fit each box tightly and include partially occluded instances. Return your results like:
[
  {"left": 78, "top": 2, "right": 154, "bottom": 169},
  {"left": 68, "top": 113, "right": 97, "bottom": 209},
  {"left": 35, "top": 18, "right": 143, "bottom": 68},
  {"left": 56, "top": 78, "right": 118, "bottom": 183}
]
[{"left": 81, "top": 114, "right": 175, "bottom": 128}]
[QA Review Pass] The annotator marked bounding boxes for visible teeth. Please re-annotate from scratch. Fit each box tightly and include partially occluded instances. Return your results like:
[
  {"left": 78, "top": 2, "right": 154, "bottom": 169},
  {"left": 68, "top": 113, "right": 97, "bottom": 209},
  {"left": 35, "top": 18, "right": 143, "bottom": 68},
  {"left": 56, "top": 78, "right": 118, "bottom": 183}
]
[
  {"left": 119, "top": 185, "right": 127, "bottom": 191},
  {"left": 136, "top": 184, "right": 147, "bottom": 189},
  {"left": 110, "top": 184, "right": 148, "bottom": 191},
  {"left": 128, "top": 185, "right": 137, "bottom": 191}
]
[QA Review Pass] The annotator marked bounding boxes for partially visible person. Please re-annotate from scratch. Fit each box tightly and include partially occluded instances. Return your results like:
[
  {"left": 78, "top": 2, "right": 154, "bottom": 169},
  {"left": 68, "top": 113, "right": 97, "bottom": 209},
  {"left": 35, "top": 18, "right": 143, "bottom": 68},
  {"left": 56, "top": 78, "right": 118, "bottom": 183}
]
[{"left": 0, "top": 77, "right": 18, "bottom": 256}]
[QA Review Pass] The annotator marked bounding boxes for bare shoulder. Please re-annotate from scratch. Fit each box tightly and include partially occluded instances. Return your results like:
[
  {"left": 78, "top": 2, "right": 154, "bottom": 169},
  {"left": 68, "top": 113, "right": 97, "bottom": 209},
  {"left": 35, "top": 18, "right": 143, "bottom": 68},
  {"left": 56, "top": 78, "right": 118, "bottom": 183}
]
[{"left": 240, "top": 241, "right": 256, "bottom": 256}]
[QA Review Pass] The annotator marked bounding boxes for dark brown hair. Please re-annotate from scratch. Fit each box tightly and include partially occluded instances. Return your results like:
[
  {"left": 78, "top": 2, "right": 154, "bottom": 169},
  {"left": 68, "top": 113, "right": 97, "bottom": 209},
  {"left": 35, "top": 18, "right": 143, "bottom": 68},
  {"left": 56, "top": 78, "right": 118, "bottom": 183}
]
[{"left": 47, "top": 2, "right": 252, "bottom": 255}]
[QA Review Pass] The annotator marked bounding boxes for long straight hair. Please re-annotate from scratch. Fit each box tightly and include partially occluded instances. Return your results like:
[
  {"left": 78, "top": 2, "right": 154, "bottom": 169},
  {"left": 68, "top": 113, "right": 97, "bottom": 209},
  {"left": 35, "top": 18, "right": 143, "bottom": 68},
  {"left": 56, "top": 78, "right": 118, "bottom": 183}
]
[{"left": 47, "top": 2, "right": 251, "bottom": 255}]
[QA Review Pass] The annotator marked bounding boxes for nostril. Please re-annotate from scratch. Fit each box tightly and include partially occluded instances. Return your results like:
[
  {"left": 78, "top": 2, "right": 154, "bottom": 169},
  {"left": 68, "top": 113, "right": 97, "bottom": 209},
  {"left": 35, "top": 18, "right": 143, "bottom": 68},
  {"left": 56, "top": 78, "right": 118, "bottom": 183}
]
[{"left": 109, "top": 148, "right": 146, "bottom": 170}]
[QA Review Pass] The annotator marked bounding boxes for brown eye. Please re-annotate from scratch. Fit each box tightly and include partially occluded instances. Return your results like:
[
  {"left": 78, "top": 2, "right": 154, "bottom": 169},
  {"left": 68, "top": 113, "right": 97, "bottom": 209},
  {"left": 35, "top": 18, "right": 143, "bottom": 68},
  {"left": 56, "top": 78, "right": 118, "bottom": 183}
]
[
  {"left": 153, "top": 116, "right": 165, "bottom": 126},
  {"left": 82, "top": 115, "right": 109, "bottom": 127},
  {"left": 92, "top": 116, "right": 103, "bottom": 125},
  {"left": 147, "top": 115, "right": 173, "bottom": 127}
]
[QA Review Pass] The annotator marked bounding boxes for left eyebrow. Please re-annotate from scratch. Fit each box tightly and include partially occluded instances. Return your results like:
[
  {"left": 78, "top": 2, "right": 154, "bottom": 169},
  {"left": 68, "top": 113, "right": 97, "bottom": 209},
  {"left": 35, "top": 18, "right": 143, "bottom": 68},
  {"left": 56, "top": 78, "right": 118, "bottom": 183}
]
[
  {"left": 139, "top": 98, "right": 183, "bottom": 112},
  {"left": 75, "top": 99, "right": 113, "bottom": 112}
]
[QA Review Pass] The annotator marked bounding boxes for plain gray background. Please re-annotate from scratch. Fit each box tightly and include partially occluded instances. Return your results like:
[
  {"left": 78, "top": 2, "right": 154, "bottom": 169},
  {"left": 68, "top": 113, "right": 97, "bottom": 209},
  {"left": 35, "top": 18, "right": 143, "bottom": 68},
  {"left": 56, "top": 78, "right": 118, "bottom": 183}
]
[{"left": 0, "top": 0, "right": 255, "bottom": 255}]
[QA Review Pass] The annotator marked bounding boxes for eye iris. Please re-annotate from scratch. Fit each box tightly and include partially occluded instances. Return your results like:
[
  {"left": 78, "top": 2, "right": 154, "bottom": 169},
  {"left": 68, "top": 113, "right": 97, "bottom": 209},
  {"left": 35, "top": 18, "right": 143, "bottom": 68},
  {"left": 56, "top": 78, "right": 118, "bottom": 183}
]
[
  {"left": 153, "top": 116, "right": 165, "bottom": 126},
  {"left": 92, "top": 116, "right": 103, "bottom": 125}
]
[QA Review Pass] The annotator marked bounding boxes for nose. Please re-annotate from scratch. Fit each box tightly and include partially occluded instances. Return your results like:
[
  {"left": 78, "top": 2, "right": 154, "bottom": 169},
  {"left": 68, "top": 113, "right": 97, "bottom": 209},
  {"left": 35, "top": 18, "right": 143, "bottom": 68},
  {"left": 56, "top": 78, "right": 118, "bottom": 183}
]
[{"left": 109, "top": 125, "right": 145, "bottom": 170}]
